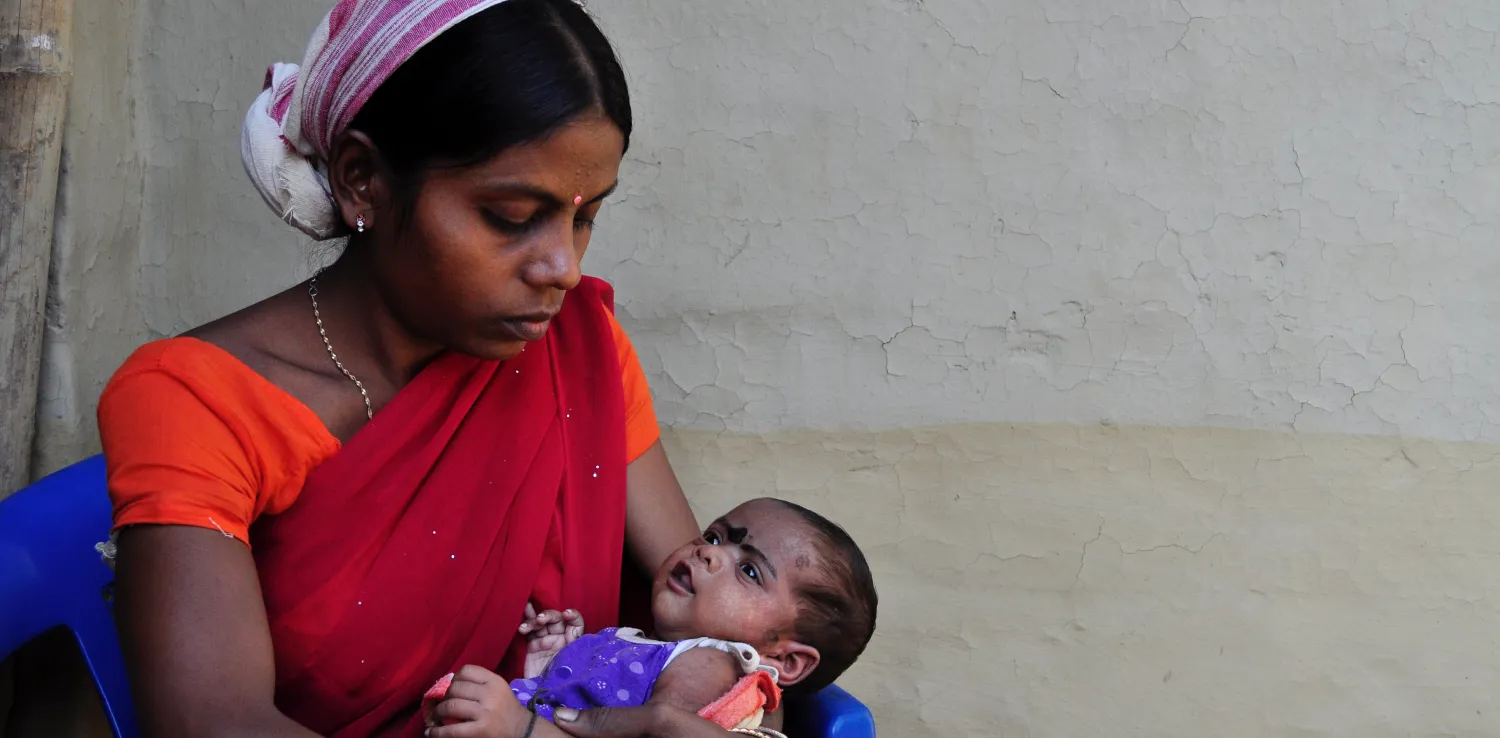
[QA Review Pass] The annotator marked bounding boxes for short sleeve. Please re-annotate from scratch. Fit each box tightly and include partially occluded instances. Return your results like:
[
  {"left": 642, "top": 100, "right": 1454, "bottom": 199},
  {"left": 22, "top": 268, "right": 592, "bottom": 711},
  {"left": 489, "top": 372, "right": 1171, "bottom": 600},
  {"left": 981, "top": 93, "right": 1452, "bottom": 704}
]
[
  {"left": 605, "top": 312, "right": 661, "bottom": 463},
  {"left": 96, "top": 340, "right": 340, "bottom": 546},
  {"left": 99, "top": 368, "right": 260, "bottom": 543}
]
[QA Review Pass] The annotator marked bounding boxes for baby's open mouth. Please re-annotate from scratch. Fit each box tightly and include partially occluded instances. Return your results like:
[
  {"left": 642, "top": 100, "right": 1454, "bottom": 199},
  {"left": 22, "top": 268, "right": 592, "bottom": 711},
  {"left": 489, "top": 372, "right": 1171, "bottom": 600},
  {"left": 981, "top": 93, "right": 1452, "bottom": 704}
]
[{"left": 668, "top": 560, "right": 695, "bottom": 595}]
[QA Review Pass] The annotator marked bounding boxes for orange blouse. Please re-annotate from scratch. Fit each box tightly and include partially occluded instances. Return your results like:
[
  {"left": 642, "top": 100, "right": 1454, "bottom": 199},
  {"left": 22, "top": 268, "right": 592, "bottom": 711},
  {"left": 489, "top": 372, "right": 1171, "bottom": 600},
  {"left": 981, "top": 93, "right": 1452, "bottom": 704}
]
[{"left": 97, "top": 311, "right": 660, "bottom": 545}]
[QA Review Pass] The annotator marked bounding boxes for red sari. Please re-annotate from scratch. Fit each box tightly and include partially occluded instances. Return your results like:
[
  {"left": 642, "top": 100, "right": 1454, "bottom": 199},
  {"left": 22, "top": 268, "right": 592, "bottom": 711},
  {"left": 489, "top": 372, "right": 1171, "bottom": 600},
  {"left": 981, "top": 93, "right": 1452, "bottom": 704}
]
[{"left": 250, "top": 277, "right": 630, "bottom": 737}]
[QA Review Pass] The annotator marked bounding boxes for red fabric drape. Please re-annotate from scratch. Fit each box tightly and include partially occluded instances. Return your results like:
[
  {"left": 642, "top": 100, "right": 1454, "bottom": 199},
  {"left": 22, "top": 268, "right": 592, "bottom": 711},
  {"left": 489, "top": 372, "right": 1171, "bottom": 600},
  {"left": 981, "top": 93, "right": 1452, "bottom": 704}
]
[{"left": 250, "top": 278, "right": 628, "bottom": 737}]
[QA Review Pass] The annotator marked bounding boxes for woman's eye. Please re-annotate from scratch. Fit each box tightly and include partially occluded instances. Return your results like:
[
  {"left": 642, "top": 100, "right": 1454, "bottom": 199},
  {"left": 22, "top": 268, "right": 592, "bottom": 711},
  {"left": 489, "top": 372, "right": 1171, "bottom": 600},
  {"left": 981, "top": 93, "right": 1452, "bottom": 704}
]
[
  {"left": 482, "top": 209, "right": 534, "bottom": 234},
  {"left": 703, "top": 530, "right": 720, "bottom": 545},
  {"left": 740, "top": 563, "right": 760, "bottom": 583},
  {"left": 573, "top": 217, "right": 596, "bottom": 232}
]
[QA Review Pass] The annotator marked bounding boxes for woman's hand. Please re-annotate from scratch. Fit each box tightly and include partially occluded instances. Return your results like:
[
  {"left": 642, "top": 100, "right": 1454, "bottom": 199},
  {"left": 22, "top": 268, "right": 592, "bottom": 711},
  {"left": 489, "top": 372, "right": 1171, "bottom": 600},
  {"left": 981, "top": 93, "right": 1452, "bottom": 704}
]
[{"left": 428, "top": 665, "right": 534, "bottom": 738}]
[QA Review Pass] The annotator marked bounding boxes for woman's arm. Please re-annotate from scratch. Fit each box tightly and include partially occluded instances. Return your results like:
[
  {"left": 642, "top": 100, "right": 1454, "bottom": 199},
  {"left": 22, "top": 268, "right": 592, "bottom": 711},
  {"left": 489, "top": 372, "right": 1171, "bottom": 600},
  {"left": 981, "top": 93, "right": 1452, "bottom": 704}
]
[
  {"left": 429, "top": 649, "right": 780, "bottom": 738},
  {"left": 426, "top": 659, "right": 739, "bottom": 738},
  {"left": 551, "top": 704, "right": 739, "bottom": 738},
  {"left": 624, "top": 441, "right": 700, "bottom": 574},
  {"left": 535, "top": 650, "right": 745, "bottom": 738},
  {"left": 115, "top": 525, "right": 321, "bottom": 738}
]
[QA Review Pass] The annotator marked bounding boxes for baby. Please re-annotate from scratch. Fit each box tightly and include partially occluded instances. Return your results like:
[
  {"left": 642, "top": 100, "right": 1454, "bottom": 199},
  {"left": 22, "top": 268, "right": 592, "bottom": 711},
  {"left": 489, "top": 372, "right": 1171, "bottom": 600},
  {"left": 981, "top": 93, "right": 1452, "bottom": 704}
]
[{"left": 424, "top": 498, "right": 878, "bottom": 736}]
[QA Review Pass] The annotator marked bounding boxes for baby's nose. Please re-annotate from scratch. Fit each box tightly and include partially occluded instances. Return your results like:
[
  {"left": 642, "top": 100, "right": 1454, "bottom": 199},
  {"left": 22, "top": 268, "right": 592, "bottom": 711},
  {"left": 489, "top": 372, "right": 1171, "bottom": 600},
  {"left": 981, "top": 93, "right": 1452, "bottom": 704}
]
[{"left": 696, "top": 544, "right": 727, "bottom": 573}]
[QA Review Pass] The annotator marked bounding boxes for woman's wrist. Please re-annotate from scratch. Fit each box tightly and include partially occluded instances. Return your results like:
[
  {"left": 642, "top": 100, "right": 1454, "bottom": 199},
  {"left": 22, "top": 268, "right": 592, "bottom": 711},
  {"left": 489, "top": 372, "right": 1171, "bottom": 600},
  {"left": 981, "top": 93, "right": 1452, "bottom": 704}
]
[
  {"left": 551, "top": 702, "right": 683, "bottom": 737},
  {"left": 647, "top": 703, "right": 728, "bottom": 737},
  {"left": 649, "top": 702, "right": 686, "bottom": 733}
]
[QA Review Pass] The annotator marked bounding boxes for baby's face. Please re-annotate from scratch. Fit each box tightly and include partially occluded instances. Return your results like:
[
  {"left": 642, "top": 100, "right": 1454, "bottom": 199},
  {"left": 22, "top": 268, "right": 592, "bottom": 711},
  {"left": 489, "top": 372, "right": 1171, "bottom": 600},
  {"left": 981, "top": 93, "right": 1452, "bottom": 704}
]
[{"left": 651, "top": 499, "right": 823, "bottom": 650}]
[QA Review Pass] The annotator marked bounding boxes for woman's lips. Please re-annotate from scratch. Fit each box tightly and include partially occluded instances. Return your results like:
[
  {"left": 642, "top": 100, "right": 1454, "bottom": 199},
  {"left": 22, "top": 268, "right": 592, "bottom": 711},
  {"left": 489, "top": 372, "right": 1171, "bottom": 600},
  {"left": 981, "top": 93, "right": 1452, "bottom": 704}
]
[{"left": 496, "top": 316, "right": 552, "bottom": 343}]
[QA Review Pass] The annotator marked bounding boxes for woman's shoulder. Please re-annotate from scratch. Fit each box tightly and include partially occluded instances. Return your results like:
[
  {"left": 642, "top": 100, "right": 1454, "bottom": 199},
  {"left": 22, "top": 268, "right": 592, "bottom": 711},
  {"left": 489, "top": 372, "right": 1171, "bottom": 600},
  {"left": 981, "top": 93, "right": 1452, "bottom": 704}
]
[
  {"left": 101, "top": 335, "right": 337, "bottom": 457},
  {"left": 106, "top": 283, "right": 340, "bottom": 431},
  {"left": 104, "top": 338, "right": 264, "bottom": 423},
  {"left": 104, "top": 337, "right": 299, "bottom": 414},
  {"left": 107, "top": 336, "right": 244, "bottom": 386},
  {"left": 99, "top": 335, "right": 339, "bottom": 543}
]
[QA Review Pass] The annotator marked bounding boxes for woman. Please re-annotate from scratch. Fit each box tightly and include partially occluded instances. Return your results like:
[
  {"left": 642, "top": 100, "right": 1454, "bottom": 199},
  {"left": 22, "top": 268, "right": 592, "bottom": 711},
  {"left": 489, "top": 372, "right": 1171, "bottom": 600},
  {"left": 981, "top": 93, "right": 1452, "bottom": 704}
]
[{"left": 98, "top": 1, "right": 767, "bottom": 736}]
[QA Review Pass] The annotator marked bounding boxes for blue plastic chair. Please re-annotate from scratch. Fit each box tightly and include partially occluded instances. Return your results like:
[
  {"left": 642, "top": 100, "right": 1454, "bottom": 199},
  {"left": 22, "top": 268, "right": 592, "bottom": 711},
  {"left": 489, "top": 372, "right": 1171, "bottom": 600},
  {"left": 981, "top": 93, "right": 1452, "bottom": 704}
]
[
  {"left": 0, "top": 455, "right": 136, "bottom": 738},
  {"left": 786, "top": 684, "right": 877, "bottom": 737},
  {"left": 0, "top": 456, "right": 874, "bottom": 737}
]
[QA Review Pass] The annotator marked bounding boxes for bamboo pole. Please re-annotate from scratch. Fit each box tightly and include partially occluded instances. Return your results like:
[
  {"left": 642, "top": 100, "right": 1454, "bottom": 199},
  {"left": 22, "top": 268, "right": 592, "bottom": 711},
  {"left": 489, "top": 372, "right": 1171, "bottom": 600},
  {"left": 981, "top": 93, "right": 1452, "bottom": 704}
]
[
  {"left": 1, "top": 0, "right": 74, "bottom": 499},
  {"left": 2, "top": 4, "right": 83, "bottom": 734}
]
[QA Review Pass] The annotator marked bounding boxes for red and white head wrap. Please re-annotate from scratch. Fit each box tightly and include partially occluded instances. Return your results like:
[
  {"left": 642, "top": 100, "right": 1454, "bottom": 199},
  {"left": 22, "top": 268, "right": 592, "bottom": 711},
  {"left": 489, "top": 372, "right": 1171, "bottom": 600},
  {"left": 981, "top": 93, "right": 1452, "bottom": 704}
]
[{"left": 241, "top": 0, "right": 513, "bottom": 239}]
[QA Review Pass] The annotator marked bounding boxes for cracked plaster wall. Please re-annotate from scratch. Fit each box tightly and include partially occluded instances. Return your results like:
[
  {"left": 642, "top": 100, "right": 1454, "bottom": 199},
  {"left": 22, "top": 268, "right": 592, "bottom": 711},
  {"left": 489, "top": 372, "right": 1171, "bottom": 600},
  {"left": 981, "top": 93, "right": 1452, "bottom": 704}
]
[
  {"left": 593, "top": 0, "right": 1500, "bottom": 442},
  {"left": 33, "top": 0, "right": 331, "bottom": 475},
  {"left": 25, "top": 0, "right": 1500, "bottom": 736}
]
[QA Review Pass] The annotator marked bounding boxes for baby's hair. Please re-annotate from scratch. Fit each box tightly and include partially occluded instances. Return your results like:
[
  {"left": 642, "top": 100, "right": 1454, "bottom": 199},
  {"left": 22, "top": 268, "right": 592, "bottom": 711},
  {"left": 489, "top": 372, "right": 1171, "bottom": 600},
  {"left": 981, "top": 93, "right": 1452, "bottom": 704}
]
[{"left": 770, "top": 499, "right": 878, "bottom": 696}]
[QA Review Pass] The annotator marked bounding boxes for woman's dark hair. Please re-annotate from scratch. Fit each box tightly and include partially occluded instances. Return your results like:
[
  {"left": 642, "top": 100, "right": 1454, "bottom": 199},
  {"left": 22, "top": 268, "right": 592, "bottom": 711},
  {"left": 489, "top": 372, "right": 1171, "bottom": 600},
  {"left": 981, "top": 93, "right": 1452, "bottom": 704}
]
[
  {"left": 349, "top": 0, "right": 631, "bottom": 190},
  {"left": 772, "top": 499, "right": 879, "bottom": 697}
]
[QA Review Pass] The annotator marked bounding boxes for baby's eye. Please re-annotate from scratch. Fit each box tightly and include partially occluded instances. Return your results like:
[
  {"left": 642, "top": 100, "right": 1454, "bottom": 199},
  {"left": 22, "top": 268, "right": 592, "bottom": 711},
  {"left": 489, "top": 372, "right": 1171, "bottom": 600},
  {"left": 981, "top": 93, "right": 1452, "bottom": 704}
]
[
  {"left": 703, "top": 530, "right": 721, "bottom": 545},
  {"left": 740, "top": 562, "right": 761, "bottom": 583}
]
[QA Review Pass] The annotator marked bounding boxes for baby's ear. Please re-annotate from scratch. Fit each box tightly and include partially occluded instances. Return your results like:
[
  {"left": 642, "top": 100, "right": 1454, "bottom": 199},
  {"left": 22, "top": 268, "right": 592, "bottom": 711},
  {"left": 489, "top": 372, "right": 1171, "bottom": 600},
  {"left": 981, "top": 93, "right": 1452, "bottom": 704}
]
[{"left": 762, "top": 641, "right": 820, "bottom": 688}]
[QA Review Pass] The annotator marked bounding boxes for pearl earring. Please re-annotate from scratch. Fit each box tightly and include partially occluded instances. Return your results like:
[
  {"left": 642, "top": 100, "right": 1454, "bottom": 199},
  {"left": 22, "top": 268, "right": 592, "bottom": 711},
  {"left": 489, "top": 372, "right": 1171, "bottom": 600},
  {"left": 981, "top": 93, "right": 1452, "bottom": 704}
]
[{"left": 356, "top": 214, "right": 366, "bottom": 233}]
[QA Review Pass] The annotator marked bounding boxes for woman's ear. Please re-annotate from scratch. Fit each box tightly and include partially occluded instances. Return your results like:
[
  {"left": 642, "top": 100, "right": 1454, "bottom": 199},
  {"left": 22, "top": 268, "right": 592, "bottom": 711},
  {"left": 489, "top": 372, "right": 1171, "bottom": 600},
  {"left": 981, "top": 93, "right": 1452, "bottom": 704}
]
[
  {"left": 327, "top": 129, "right": 387, "bottom": 233},
  {"left": 762, "top": 641, "right": 820, "bottom": 688}
]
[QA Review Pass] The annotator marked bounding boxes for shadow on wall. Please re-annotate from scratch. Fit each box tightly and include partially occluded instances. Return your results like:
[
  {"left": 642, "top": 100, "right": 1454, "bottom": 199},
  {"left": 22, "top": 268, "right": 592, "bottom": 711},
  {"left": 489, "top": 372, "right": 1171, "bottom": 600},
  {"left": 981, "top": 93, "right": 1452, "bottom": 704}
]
[{"left": 665, "top": 422, "right": 1500, "bottom": 738}]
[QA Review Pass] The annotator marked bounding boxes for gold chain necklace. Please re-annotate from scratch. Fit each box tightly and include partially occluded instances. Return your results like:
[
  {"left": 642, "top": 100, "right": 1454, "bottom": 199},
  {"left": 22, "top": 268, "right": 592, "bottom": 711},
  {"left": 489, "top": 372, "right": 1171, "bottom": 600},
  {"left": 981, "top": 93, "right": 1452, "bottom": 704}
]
[{"left": 308, "top": 271, "right": 374, "bottom": 420}]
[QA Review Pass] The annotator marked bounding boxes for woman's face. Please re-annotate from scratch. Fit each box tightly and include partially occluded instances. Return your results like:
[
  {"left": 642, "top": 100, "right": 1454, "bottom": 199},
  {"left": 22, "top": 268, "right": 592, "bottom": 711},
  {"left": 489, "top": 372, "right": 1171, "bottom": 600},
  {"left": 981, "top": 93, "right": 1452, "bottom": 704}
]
[{"left": 370, "top": 113, "right": 625, "bottom": 361}]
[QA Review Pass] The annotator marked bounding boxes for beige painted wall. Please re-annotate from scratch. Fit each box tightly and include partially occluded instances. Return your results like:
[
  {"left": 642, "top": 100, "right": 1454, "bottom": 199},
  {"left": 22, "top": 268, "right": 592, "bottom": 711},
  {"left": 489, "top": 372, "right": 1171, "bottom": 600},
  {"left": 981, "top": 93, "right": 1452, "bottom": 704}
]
[
  {"left": 668, "top": 425, "right": 1500, "bottom": 735},
  {"left": 27, "top": 0, "right": 1500, "bottom": 736}
]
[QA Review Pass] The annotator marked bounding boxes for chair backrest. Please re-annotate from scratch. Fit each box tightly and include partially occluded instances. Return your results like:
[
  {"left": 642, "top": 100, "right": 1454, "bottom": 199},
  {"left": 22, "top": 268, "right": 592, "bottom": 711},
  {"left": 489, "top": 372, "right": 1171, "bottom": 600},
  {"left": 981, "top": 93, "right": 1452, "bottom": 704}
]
[
  {"left": 787, "top": 685, "right": 877, "bottom": 738},
  {"left": 0, "top": 456, "right": 137, "bottom": 738},
  {"left": 1, "top": 457, "right": 874, "bottom": 738}
]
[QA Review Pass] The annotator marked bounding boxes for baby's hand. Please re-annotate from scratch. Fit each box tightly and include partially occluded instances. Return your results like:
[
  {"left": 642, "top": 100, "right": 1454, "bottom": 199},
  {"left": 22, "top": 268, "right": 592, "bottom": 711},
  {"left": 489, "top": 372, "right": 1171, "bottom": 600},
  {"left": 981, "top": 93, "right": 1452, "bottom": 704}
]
[
  {"left": 520, "top": 602, "right": 584, "bottom": 679},
  {"left": 426, "top": 665, "right": 531, "bottom": 738}
]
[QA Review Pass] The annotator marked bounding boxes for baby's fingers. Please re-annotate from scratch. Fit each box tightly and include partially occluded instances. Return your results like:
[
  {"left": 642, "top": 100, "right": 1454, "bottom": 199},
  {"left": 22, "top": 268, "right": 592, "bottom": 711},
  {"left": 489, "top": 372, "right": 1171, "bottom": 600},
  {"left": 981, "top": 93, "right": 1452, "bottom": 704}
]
[
  {"left": 427, "top": 720, "right": 485, "bottom": 738},
  {"left": 524, "top": 609, "right": 566, "bottom": 636},
  {"left": 544, "top": 609, "right": 569, "bottom": 636},
  {"left": 425, "top": 699, "right": 486, "bottom": 737},
  {"left": 519, "top": 610, "right": 552, "bottom": 635},
  {"left": 519, "top": 606, "right": 584, "bottom": 637},
  {"left": 563, "top": 609, "right": 585, "bottom": 640}
]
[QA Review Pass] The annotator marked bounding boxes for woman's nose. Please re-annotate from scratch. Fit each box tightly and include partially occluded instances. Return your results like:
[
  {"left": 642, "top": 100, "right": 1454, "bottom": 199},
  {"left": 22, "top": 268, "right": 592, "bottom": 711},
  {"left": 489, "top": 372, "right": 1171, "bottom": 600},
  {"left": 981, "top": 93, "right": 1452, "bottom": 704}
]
[{"left": 523, "top": 226, "right": 582, "bottom": 291}]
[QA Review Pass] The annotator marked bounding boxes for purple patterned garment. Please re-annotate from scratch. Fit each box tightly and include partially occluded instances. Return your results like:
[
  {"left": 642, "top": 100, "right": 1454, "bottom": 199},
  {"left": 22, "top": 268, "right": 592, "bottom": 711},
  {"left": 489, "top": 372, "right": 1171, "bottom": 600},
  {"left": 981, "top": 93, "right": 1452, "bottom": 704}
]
[{"left": 509, "top": 627, "right": 678, "bottom": 722}]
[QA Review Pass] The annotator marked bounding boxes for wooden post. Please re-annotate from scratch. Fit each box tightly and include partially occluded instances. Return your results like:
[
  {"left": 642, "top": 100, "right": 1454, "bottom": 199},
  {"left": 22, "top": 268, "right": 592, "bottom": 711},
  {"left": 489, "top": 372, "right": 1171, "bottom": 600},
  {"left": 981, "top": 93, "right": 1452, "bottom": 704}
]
[{"left": 0, "top": 0, "right": 73, "bottom": 499}]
